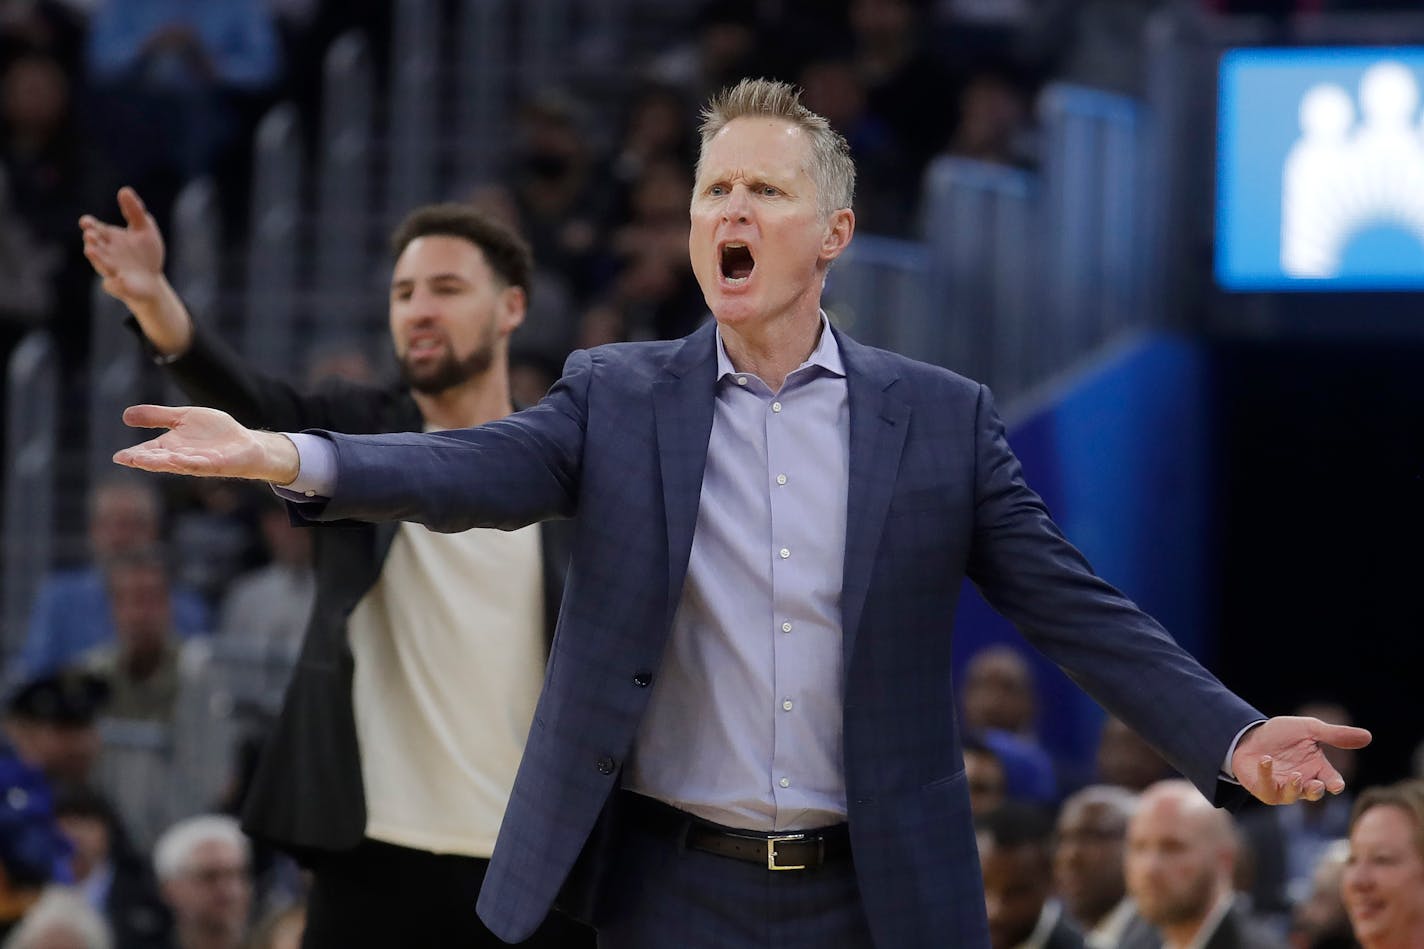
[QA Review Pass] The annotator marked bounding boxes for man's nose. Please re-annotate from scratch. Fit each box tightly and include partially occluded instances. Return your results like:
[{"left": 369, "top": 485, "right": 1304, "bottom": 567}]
[{"left": 723, "top": 187, "right": 752, "bottom": 223}]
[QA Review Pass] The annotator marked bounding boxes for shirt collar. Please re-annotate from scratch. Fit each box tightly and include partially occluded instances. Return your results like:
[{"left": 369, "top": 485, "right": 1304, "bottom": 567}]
[
  {"left": 1013, "top": 900, "right": 1063, "bottom": 949},
  {"left": 714, "top": 311, "right": 845, "bottom": 383}
]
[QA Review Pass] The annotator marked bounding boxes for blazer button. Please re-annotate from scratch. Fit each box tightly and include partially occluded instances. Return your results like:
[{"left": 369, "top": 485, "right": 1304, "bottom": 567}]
[
  {"left": 632, "top": 672, "right": 652, "bottom": 687},
  {"left": 596, "top": 756, "right": 616, "bottom": 775}
]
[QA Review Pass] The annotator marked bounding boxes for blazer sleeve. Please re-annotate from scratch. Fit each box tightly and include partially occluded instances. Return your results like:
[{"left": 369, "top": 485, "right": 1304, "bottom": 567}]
[
  {"left": 149, "top": 317, "right": 399, "bottom": 434},
  {"left": 295, "top": 348, "right": 593, "bottom": 534},
  {"left": 964, "top": 383, "right": 1261, "bottom": 807}
]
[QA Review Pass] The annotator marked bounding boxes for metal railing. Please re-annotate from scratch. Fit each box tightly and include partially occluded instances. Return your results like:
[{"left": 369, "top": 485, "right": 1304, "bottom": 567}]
[{"left": 3, "top": 333, "right": 59, "bottom": 658}]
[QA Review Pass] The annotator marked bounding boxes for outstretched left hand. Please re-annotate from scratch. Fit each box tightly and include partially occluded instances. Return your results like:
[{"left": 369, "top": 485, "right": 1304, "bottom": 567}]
[{"left": 1232, "top": 715, "right": 1372, "bottom": 805}]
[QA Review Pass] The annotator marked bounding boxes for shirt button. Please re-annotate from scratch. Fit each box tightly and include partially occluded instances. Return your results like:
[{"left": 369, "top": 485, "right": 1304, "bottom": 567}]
[
  {"left": 781, "top": 622, "right": 792, "bottom": 633},
  {"left": 779, "top": 547, "right": 790, "bottom": 559},
  {"left": 632, "top": 672, "right": 652, "bottom": 687},
  {"left": 782, "top": 699, "right": 793, "bottom": 711},
  {"left": 775, "top": 474, "right": 787, "bottom": 485},
  {"left": 736, "top": 376, "right": 748, "bottom": 386},
  {"left": 304, "top": 490, "right": 316, "bottom": 498},
  {"left": 771, "top": 401, "right": 782, "bottom": 413},
  {"left": 779, "top": 777, "right": 791, "bottom": 789},
  {"left": 596, "top": 756, "right": 616, "bottom": 775}
]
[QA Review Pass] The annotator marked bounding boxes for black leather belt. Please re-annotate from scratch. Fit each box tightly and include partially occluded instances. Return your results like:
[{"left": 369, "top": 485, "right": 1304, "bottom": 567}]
[{"left": 621, "top": 791, "right": 851, "bottom": 871}]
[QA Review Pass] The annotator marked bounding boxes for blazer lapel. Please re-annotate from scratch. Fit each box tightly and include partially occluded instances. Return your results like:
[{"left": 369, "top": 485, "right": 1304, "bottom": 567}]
[
  {"left": 837, "top": 330, "right": 910, "bottom": 665},
  {"left": 652, "top": 323, "right": 718, "bottom": 629}
]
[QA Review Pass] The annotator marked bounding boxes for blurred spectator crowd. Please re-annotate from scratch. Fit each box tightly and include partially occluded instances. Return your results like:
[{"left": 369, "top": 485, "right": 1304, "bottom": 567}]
[{"left": 2, "top": 0, "right": 1424, "bottom": 946}]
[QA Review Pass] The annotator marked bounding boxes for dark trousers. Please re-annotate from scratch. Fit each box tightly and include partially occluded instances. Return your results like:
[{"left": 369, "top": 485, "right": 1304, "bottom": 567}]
[
  {"left": 302, "top": 838, "right": 593, "bottom": 948},
  {"left": 592, "top": 798, "right": 875, "bottom": 949}
]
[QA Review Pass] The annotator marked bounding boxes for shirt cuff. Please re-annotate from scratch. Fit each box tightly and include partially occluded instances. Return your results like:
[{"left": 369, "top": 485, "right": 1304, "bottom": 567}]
[
  {"left": 1220, "top": 719, "right": 1268, "bottom": 785},
  {"left": 270, "top": 432, "right": 337, "bottom": 501}
]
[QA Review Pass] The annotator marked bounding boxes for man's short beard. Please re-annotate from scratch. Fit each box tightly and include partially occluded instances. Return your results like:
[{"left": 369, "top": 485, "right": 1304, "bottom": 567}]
[{"left": 400, "top": 345, "right": 496, "bottom": 395}]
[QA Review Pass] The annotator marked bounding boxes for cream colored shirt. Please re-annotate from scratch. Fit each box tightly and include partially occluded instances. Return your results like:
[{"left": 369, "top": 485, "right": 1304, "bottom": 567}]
[{"left": 347, "top": 519, "right": 546, "bottom": 857}]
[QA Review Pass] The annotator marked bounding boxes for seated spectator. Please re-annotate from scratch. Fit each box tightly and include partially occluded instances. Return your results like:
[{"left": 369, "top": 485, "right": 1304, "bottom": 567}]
[
  {"left": 153, "top": 817, "right": 251, "bottom": 949},
  {"left": 2, "top": 669, "right": 106, "bottom": 789},
  {"left": 168, "top": 481, "right": 260, "bottom": 608},
  {"left": 1097, "top": 715, "right": 1175, "bottom": 792},
  {"left": 1289, "top": 839, "right": 1353, "bottom": 949},
  {"left": 578, "top": 156, "right": 705, "bottom": 347},
  {"left": 963, "top": 645, "right": 1057, "bottom": 803},
  {"left": 977, "top": 802, "right": 1084, "bottom": 949},
  {"left": 946, "top": 65, "right": 1036, "bottom": 169},
  {"left": 850, "top": 0, "right": 961, "bottom": 173},
  {"left": 966, "top": 731, "right": 1010, "bottom": 816},
  {"left": 1126, "top": 780, "right": 1288, "bottom": 949},
  {"left": 645, "top": 0, "right": 770, "bottom": 107},
  {"left": 799, "top": 50, "right": 917, "bottom": 235},
  {"left": 19, "top": 476, "right": 210, "bottom": 679},
  {"left": 213, "top": 500, "right": 314, "bottom": 719},
  {"left": 0, "top": 749, "right": 71, "bottom": 938},
  {"left": 83, "top": 0, "right": 283, "bottom": 226},
  {"left": 0, "top": 50, "right": 111, "bottom": 367},
  {"left": 0, "top": 885, "right": 111, "bottom": 948},
  {"left": 54, "top": 784, "right": 170, "bottom": 949},
  {"left": 1341, "top": 781, "right": 1424, "bottom": 949},
  {"left": 83, "top": 551, "right": 235, "bottom": 851},
  {"left": 1054, "top": 785, "right": 1155, "bottom": 949}
]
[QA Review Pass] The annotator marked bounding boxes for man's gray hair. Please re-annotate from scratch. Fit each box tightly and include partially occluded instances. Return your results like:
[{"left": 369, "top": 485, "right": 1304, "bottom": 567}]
[
  {"left": 697, "top": 78, "right": 856, "bottom": 218},
  {"left": 153, "top": 814, "right": 249, "bottom": 882}
]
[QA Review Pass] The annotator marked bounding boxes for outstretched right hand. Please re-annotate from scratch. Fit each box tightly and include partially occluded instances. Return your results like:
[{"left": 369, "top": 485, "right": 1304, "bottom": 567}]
[
  {"left": 79, "top": 187, "right": 193, "bottom": 356},
  {"left": 114, "top": 405, "right": 301, "bottom": 485}
]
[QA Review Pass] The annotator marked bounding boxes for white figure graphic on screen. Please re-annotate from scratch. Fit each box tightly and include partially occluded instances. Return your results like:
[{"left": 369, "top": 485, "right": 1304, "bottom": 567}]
[{"left": 1281, "top": 61, "right": 1424, "bottom": 278}]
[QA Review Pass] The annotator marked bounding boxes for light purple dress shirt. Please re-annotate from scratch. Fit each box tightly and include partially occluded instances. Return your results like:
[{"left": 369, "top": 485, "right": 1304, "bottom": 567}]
[{"left": 623, "top": 318, "right": 850, "bottom": 832}]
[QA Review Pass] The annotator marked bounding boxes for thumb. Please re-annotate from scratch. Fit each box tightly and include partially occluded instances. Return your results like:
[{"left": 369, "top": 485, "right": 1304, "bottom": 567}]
[
  {"left": 117, "top": 186, "right": 151, "bottom": 231},
  {"left": 1314, "top": 722, "right": 1372, "bottom": 750},
  {"left": 123, "top": 404, "right": 186, "bottom": 430}
]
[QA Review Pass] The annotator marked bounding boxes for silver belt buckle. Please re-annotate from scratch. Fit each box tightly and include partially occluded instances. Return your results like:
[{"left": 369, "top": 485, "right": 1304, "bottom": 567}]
[{"left": 767, "top": 833, "right": 808, "bottom": 870}]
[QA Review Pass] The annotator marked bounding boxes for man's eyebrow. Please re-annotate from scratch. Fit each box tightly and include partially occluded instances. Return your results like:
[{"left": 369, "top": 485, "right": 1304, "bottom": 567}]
[{"left": 390, "top": 272, "right": 470, "bottom": 289}]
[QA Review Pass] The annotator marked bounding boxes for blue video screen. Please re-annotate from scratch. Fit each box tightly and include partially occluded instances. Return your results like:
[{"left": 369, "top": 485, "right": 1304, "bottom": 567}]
[{"left": 1217, "top": 47, "right": 1424, "bottom": 291}]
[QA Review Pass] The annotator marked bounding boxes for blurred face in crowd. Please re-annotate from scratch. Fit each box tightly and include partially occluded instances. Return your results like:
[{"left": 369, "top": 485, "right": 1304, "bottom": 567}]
[
  {"left": 963, "top": 648, "right": 1035, "bottom": 734},
  {"left": 1055, "top": 797, "right": 1130, "bottom": 927},
  {"left": 108, "top": 561, "right": 172, "bottom": 658},
  {"left": 980, "top": 836, "right": 1052, "bottom": 949},
  {"left": 389, "top": 236, "right": 523, "bottom": 396},
  {"left": 7, "top": 719, "right": 100, "bottom": 786},
  {"left": 690, "top": 117, "right": 852, "bottom": 335},
  {"left": 89, "top": 484, "right": 159, "bottom": 559},
  {"left": 1125, "top": 783, "right": 1233, "bottom": 932},
  {"left": 1, "top": 54, "right": 68, "bottom": 139},
  {"left": 1098, "top": 717, "right": 1173, "bottom": 791},
  {"left": 163, "top": 838, "right": 253, "bottom": 945},
  {"left": 965, "top": 746, "right": 1007, "bottom": 816},
  {"left": 1343, "top": 804, "right": 1424, "bottom": 948},
  {"left": 56, "top": 813, "right": 110, "bottom": 883}
]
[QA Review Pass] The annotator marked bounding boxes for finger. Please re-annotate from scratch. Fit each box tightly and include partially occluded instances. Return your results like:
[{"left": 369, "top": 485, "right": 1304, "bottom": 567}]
[
  {"left": 117, "top": 186, "right": 150, "bottom": 230},
  {"left": 113, "top": 446, "right": 218, "bottom": 476},
  {"left": 122, "top": 404, "right": 186, "bottom": 430},
  {"left": 83, "top": 246, "right": 117, "bottom": 280},
  {"left": 1314, "top": 722, "right": 1372, "bottom": 750},
  {"left": 78, "top": 214, "right": 104, "bottom": 231},
  {"left": 1256, "top": 756, "right": 1278, "bottom": 803},
  {"left": 1303, "top": 779, "right": 1327, "bottom": 802},
  {"left": 1315, "top": 758, "right": 1347, "bottom": 795}
]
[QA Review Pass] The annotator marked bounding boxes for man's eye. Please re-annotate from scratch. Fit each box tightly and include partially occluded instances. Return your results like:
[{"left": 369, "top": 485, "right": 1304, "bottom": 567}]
[
  {"left": 761, "top": 186, "right": 779, "bottom": 196},
  {"left": 708, "top": 185, "right": 726, "bottom": 196}
]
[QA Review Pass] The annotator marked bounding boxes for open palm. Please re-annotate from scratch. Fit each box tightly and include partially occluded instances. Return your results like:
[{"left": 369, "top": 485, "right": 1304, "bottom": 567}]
[
  {"left": 79, "top": 186, "right": 166, "bottom": 310},
  {"left": 1232, "top": 715, "right": 1371, "bottom": 805},
  {"left": 114, "top": 404, "right": 297, "bottom": 483}
]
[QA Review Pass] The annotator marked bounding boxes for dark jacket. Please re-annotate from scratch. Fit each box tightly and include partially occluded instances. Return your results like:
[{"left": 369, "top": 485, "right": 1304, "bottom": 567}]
[{"left": 158, "top": 324, "right": 569, "bottom": 855}]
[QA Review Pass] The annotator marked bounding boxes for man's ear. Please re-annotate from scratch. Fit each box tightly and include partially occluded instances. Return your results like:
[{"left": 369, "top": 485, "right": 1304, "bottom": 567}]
[
  {"left": 499, "top": 284, "right": 527, "bottom": 334},
  {"left": 820, "top": 208, "right": 855, "bottom": 264}
]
